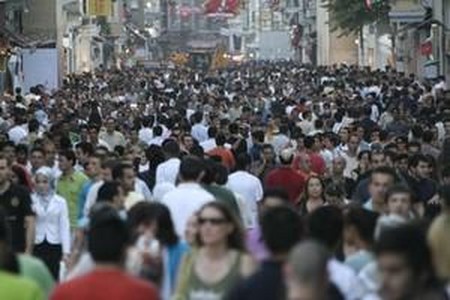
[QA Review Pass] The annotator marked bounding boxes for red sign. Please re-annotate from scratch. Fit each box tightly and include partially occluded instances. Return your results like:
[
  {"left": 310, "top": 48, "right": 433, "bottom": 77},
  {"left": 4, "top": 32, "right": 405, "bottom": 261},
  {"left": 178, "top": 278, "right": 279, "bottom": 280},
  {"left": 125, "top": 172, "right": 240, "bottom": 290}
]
[{"left": 421, "top": 40, "right": 432, "bottom": 56}]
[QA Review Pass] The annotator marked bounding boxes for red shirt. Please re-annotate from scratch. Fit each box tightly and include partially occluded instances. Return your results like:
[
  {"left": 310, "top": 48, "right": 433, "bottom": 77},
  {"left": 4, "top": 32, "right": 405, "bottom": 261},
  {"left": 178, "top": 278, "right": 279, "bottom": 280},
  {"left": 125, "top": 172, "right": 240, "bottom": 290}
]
[
  {"left": 309, "top": 152, "right": 326, "bottom": 176},
  {"left": 264, "top": 166, "right": 306, "bottom": 204},
  {"left": 50, "top": 269, "right": 158, "bottom": 300}
]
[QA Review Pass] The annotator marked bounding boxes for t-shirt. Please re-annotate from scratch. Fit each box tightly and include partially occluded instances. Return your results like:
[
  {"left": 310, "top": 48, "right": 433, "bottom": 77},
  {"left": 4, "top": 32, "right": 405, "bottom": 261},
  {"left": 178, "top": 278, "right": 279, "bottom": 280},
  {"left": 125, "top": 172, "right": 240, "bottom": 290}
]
[
  {"left": 57, "top": 171, "right": 88, "bottom": 228},
  {"left": 0, "top": 183, "right": 34, "bottom": 252},
  {"left": 50, "top": 269, "right": 158, "bottom": 300},
  {"left": 0, "top": 271, "right": 44, "bottom": 300},
  {"left": 18, "top": 254, "right": 55, "bottom": 298},
  {"left": 264, "top": 167, "right": 306, "bottom": 204}
]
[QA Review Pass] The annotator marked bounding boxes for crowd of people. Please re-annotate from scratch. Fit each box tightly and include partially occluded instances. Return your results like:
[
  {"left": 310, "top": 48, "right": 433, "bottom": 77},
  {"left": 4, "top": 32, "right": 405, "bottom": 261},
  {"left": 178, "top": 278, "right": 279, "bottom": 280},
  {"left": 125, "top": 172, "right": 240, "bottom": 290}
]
[{"left": 0, "top": 61, "right": 450, "bottom": 299}]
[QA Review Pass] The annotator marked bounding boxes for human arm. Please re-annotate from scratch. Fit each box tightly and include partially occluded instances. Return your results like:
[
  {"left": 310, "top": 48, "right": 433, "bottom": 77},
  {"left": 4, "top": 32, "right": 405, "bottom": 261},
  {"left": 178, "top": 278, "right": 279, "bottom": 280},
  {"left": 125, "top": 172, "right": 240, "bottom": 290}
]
[
  {"left": 24, "top": 215, "right": 36, "bottom": 255},
  {"left": 59, "top": 198, "right": 71, "bottom": 259}
]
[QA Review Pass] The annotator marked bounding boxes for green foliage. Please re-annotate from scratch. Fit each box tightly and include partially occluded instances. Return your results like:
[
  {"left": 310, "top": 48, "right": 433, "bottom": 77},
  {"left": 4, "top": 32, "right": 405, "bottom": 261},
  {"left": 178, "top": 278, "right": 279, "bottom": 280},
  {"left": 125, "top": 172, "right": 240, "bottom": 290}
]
[{"left": 322, "top": 0, "right": 390, "bottom": 36}]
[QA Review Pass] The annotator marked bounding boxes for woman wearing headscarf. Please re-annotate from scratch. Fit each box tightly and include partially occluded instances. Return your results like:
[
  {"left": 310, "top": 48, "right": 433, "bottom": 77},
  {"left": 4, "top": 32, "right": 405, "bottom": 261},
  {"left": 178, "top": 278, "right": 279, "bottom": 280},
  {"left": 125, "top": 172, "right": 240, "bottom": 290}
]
[{"left": 31, "top": 167, "right": 70, "bottom": 280}]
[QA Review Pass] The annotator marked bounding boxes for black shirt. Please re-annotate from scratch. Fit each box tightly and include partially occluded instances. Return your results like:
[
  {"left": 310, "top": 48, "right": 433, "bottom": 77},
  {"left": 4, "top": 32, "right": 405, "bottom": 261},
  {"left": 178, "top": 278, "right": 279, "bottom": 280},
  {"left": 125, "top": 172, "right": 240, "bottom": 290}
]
[{"left": 0, "top": 183, "right": 34, "bottom": 252}]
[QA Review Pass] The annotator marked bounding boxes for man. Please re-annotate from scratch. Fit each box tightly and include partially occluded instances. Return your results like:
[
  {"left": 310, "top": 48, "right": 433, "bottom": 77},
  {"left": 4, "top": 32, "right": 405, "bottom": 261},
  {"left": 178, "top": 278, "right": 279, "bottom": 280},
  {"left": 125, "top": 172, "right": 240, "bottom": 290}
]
[
  {"left": 77, "top": 154, "right": 103, "bottom": 225},
  {"left": 421, "top": 130, "right": 440, "bottom": 160},
  {"left": 200, "top": 126, "right": 218, "bottom": 152},
  {"left": 191, "top": 111, "right": 208, "bottom": 143},
  {"left": 138, "top": 116, "right": 154, "bottom": 145},
  {"left": 208, "top": 133, "right": 236, "bottom": 171},
  {"left": 271, "top": 123, "right": 290, "bottom": 156},
  {"left": 161, "top": 156, "right": 214, "bottom": 237},
  {"left": 99, "top": 118, "right": 126, "bottom": 151},
  {"left": 87, "top": 124, "right": 109, "bottom": 151},
  {"left": 307, "top": 206, "right": 364, "bottom": 299},
  {"left": 155, "top": 140, "right": 181, "bottom": 185},
  {"left": 74, "top": 142, "right": 95, "bottom": 172},
  {"left": 340, "top": 134, "right": 359, "bottom": 178},
  {"left": 264, "top": 149, "right": 305, "bottom": 204},
  {"left": 112, "top": 163, "right": 145, "bottom": 210},
  {"left": 252, "top": 144, "right": 277, "bottom": 180},
  {"left": 29, "top": 147, "right": 46, "bottom": 176},
  {"left": 148, "top": 126, "right": 164, "bottom": 146},
  {"left": 51, "top": 206, "right": 158, "bottom": 300},
  {"left": 325, "top": 156, "right": 355, "bottom": 200},
  {"left": 227, "top": 206, "right": 302, "bottom": 300},
  {"left": 405, "top": 154, "right": 437, "bottom": 204},
  {"left": 385, "top": 185, "right": 415, "bottom": 220},
  {"left": 363, "top": 167, "right": 397, "bottom": 213},
  {"left": 0, "top": 209, "right": 44, "bottom": 300},
  {"left": 375, "top": 223, "right": 442, "bottom": 300},
  {"left": 56, "top": 150, "right": 89, "bottom": 228},
  {"left": 227, "top": 153, "right": 263, "bottom": 228},
  {"left": 0, "top": 155, "right": 35, "bottom": 254},
  {"left": 284, "top": 241, "right": 344, "bottom": 300},
  {"left": 8, "top": 114, "right": 28, "bottom": 145}
]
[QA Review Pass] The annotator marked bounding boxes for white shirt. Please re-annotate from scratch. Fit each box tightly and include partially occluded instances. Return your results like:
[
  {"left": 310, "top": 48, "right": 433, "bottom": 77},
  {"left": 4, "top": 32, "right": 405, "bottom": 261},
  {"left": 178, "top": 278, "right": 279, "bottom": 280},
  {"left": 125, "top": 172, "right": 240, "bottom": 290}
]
[
  {"left": 138, "top": 127, "right": 153, "bottom": 145},
  {"left": 148, "top": 136, "right": 164, "bottom": 146},
  {"left": 135, "top": 178, "right": 152, "bottom": 200},
  {"left": 83, "top": 181, "right": 104, "bottom": 219},
  {"left": 32, "top": 193, "right": 71, "bottom": 254},
  {"left": 161, "top": 182, "right": 214, "bottom": 237},
  {"left": 226, "top": 171, "right": 263, "bottom": 228},
  {"left": 156, "top": 158, "right": 181, "bottom": 185},
  {"left": 191, "top": 123, "right": 208, "bottom": 143},
  {"left": 328, "top": 259, "right": 364, "bottom": 300},
  {"left": 153, "top": 182, "right": 176, "bottom": 201},
  {"left": 200, "top": 138, "right": 217, "bottom": 152},
  {"left": 8, "top": 125, "right": 28, "bottom": 145}
]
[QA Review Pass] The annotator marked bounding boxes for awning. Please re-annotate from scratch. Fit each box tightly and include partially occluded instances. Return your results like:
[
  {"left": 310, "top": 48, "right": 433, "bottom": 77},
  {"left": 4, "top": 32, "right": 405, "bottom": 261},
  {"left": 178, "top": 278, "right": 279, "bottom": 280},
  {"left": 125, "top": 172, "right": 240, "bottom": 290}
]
[{"left": 0, "top": 27, "right": 55, "bottom": 48}]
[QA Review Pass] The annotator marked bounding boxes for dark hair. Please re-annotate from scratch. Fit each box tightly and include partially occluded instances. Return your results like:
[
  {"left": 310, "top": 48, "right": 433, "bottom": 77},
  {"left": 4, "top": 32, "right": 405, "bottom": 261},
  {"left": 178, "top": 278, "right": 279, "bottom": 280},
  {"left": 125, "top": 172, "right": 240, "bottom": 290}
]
[
  {"left": 145, "top": 145, "right": 165, "bottom": 169},
  {"left": 235, "top": 153, "right": 251, "bottom": 171},
  {"left": 161, "top": 139, "right": 180, "bottom": 158},
  {"left": 422, "top": 131, "right": 434, "bottom": 143},
  {"left": 59, "top": 150, "right": 77, "bottom": 166},
  {"left": 197, "top": 202, "right": 245, "bottom": 251},
  {"left": 262, "top": 188, "right": 290, "bottom": 203},
  {"left": 370, "top": 167, "right": 397, "bottom": 183},
  {"left": 343, "top": 207, "right": 379, "bottom": 247},
  {"left": 112, "top": 163, "right": 134, "bottom": 181},
  {"left": 301, "top": 175, "right": 325, "bottom": 202},
  {"left": 215, "top": 133, "right": 227, "bottom": 146},
  {"left": 385, "top": 184, "right": 415, "bottom": 204},
  {"left": 127, "top": 202, "right": 179, "bottom": 247},
  {"left": 179, "top": 156, "right": 205, "bottom": 182},
  {"left": 304, "top": 136, "right": 315, "bottom": 149},
  {"left": 438, "top": 184, "right": 450, "bottom": 209},
  {"left": 375, "top": 223, "right": 433, "bottom": 278},
  {"left": 97, "top": 181, "right": 122, "bottom": 203},
  {"left": 75, "top": 142, "right": 95, "bottom": 156},
  {"left": 11, "top": 165, "right": 31, "bottom": 190},
  {"left": 307, "top": 206, "right": 343, "bottom": 251},
  {"left": 88, "top": 206, "right": 130, "bottom": 264},
  {"left": 207, "top": 127, "right": 218, "bottom": 139},
  {"left": 15, "top": 144, "right": 28, "bottom": 155},
  {"left": 153, "top": 125, "right": 163, "bottom": 137},
  {"left": 261, "top": 206, "right": 303, "bottom": 254},
  {"left": 408, "top": 154, "right": 429, "bottom": 169}
]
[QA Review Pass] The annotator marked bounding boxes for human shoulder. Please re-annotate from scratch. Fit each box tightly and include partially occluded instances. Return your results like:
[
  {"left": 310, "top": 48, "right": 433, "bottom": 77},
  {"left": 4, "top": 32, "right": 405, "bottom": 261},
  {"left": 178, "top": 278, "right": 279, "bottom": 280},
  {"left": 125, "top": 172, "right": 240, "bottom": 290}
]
[
  {"left": 239, "top": 253, "right": 257, "bottom": 277},
  {"left": 0, "top": 271, "right": 44, "bottom": 300}
]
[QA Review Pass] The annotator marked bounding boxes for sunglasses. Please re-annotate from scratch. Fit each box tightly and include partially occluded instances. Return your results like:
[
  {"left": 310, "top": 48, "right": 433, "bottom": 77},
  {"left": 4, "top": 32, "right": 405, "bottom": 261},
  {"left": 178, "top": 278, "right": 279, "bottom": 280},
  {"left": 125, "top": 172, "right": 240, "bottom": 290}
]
[{"left": 198, "top": 217, "right": 228, "bottom": 226}]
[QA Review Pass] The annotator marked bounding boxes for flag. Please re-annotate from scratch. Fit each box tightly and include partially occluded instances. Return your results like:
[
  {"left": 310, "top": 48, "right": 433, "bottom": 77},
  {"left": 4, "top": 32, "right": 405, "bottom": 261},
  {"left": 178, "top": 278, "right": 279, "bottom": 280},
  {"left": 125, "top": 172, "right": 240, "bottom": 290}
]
[{"left": 88, "top": 0, "right": 112, "bottom": 16}]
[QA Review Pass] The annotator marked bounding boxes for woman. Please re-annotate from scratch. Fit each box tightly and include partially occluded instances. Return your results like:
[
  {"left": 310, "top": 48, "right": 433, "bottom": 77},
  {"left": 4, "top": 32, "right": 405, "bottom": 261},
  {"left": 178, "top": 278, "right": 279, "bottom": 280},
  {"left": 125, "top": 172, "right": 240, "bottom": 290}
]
[
  {"left": 127, "top": 202, "right": 188, "bottom": 300},
  {"left": 299, "top": 176, "right": 326, "bottom": 215},
  {"left": 174, "top": 202, "right": 255, "bottom": 300},
  {"left": 31, "top": 167, "right": 70, "bottom": 280},
  {"left": 11, "top": 164, "right": 33, "bottom": 191},
  {"left": 351, "top": 150, "right": 371, "bottom": 182}
]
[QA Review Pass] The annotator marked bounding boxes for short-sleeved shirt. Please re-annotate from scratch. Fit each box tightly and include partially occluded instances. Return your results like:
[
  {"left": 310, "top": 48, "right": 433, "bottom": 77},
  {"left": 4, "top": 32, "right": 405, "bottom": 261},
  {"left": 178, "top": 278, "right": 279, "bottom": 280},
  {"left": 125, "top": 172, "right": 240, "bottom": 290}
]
[
  {"left": 57, "top": 171, "right": 88, "bottom": 228},
  {"left": 0, "top": 271, "right": 44, "bottom": 300},
  {"left": 0, "top": 183, "right": 34, "bottom": 252}
]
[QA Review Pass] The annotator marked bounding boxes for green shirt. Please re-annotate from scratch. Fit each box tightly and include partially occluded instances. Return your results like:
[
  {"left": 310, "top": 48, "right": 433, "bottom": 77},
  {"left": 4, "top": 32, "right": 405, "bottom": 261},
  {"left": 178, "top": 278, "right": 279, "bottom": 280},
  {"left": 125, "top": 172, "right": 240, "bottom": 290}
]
[
  {"left": 57, "top": 170, "right": 88, "bottom": 228},
  {"left": 0, "top": 271, "right": 44, "bottom": 300},
  {"left": 18, "top": 254, "right": 55, "bottom": 298},
  {"left": 203, "top": 184, "right": 241, "bottom": 218}
]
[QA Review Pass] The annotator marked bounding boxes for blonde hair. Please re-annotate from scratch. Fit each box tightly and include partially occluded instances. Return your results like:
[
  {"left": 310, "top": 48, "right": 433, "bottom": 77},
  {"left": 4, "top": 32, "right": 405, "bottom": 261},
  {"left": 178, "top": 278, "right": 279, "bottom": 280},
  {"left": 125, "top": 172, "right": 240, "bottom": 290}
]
[{"left": 428, "top": 214, "right": 450, "bottom": 280}]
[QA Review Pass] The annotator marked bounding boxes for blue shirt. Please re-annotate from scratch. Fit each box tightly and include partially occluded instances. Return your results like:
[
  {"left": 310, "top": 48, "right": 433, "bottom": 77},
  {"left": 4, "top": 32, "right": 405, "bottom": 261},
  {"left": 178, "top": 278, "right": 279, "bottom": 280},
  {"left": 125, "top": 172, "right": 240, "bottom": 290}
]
[{"left": 77, "top": 180, "right": 94, "bottom": 222}]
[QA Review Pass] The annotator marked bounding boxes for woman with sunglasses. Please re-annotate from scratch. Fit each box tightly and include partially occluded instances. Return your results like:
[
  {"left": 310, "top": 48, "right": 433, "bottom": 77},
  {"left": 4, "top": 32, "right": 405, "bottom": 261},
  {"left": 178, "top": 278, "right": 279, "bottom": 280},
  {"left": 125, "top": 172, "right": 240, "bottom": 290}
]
[{"left": 174, "top": 202, "right": 255, "bottom": 300}]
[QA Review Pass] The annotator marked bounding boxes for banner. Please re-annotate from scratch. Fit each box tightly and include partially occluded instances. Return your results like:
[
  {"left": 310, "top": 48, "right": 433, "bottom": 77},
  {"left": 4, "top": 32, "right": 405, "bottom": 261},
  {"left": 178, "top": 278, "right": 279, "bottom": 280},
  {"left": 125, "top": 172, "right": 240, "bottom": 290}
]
[{"left": 88, "top": 0, "right": 112, "bottom": 17}]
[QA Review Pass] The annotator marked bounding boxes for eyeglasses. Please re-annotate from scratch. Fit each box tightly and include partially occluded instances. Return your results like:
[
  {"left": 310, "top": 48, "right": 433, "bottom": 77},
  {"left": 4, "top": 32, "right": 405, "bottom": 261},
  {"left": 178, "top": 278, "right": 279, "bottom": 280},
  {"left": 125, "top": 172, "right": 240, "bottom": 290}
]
[{"left": 198, "top": 217, "right": 228, "bottom": 226}]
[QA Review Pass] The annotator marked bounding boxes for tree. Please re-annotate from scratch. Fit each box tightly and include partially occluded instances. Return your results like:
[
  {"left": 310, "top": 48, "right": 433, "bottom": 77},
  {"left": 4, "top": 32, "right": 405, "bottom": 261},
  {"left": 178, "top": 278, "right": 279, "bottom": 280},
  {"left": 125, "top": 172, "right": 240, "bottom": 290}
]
[{"left": 322, "top": 0, "right": 390, "bottom": 64}]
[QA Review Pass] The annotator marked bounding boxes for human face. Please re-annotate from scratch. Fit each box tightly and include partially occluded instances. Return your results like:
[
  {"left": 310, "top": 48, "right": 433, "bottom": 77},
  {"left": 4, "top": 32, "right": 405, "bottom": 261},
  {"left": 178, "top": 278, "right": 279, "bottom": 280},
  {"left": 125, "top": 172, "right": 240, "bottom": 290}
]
[
  {"left": 198, "top": 207, "right": 232, "bottom": 247},
  {"left": 58, "top": 156, "right": 72, "bottom": 173},
  {"left": 3, "top": 146, "right": 15, "bottom": 162},
  {"left": 339, "top": 128, "right": 349, "bottom": 144},
  {"left": 35, "top": 174, "right": 51, "bottom": 195},
  {"left": 85, "top": 157, "right": 101, "bottom": 178},
  {"left": 332, "top": 158, "right": 345, "bottom": 175},
  {"left": 369, "top": 173, "right": 394, "bottom": 204},
  {"left": 0, "top": 159, "right": 9, "bottom": 184},
  {"left": 371, "top": 153, "right": 386, "bottom": 169},
  {"left": 89, "top": 128, "right": 99, "bottom": 142},
  {"left": 262, "top": 147, "right": 275, "bottom": 162},
  {"left": 31, "top": 151, "right": 45, "bottom": 170},
  {"left": 378, "top": 253, "right": 415, "bottom": 300},
  {"left": 307, "top": 178, "right": 323, "bottom": 199},
  {"left": 387, "top": 192, "right": 412, "bottom": 219},
  {"left": 414, "top": 161, "right": 430, "bottom": 179},
  {"left": 106, "top": 119, "right": 115, "bottom": 133},
  {"left": 102, "top": 167, "right": 113, "bottom": 182},
  {"left": 44, "top": 143, "right": 56, "bottom": 166},
  {"left": 121, "top": 168, "right": 135, "bottom": 192},
  {"left": 183, "top": 136, "right": 194, "bottom": 150},
  {"left": 16, "top": 150, "right": 27, "bottom": 165},
  {"left": 348, "top": 137, "right": 359, "bottom": 154},
  {"left": 396, "top": 158, "right": 408, "bottom": 174},
  {"left": 343, "top": 225, "right": 365, "bottom": 258}
]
